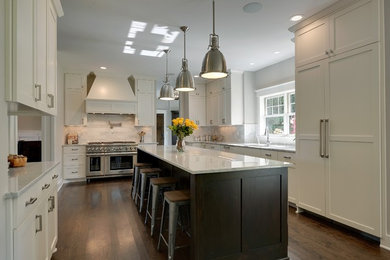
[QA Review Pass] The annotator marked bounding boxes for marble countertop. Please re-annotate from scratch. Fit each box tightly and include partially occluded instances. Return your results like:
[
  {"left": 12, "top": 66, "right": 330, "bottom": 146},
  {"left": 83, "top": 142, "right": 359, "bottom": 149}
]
[
  {"left": 138, "top": 145, "right": 291, "bottom": 175},
  {"left": 6, "top": 161, "right": 60, "bottom": 198},
  {"left": 186, "top": 141, "right": 296, "bottom": 152}
]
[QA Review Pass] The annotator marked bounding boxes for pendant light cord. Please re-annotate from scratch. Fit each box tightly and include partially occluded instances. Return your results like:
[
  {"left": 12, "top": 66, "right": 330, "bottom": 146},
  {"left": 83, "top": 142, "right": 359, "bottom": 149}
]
[
  {"left": 165, "top": 50, "right": 169, "bottom": 82},
  {"left": 212, "top": 0, "right": 215, "bottom": 35},
  {"left": 184, "top": 30, "right": 186, "bottom": 60}
]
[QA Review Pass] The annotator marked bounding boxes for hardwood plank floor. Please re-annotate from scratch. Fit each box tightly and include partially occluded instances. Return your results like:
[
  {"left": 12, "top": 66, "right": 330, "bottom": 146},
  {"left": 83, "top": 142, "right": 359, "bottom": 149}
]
[{"left": 53, "top": 178, "right": 390, "bottom": 260}]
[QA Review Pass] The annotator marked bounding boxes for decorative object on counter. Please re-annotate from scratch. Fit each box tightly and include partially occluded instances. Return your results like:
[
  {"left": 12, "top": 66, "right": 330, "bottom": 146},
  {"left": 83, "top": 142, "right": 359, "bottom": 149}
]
[
  {"left": 8, "top": 154, "right": 28, "bottom": 167},
  {"left": 159, "top": 49, "right": 175, "bottom": 100},
  {"left": 138, "top": 131, "right": 146, "bottom": 143},
  {"left": 175, "top": 26, "right": 195, "bottom": 92},
  {"left": 200, "top": 0, "right": 227, "bottom": 79},
  {"left": 169, "top": 118, "right": 198, "bottom": 152},
  {"left": 66, "top": 132, "right": 79, "bottom": 144}
]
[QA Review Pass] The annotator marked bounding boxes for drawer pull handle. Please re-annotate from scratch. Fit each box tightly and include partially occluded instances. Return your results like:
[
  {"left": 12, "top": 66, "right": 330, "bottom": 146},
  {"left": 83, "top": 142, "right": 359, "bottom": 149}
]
[
  {"left": 72, "top": 149, "right": 78, "bottom": 151},
  {"left": 71, "top": 171, "right": 78, "bottom": 174},
  {"left": 35, "top": 215, "right": 43, "bottom": 233},
  {"left": 224, "top": 146, "right": 230, "bottom": 149},
  {"left": 25, "top": 197, "right": 37, "bottom": 207},
  {"left": 71, "top": 158, "right": 78, "bottom": 161},
  {"left": 48, "top": 196, "right": 55, "bottom": 212},
  {"left": 52, "top": 174, "right": 58, "bottom": 180},
  {"left": 42, "top": 183, "right": 50, "bottom": 190},
  {"left": 283, "top": 156, "right": 292, "bottom": 159},
  {"left": 265, "top": 153, "right": 272, "bottom": 157}
]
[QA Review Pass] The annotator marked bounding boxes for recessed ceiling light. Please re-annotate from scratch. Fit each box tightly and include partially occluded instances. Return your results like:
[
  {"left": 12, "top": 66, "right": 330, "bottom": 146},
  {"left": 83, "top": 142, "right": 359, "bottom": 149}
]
[
  {"left": 100, "top": 66, "right": 107, "bottom": 70},
  {"left": 290, "top": 15, "right": 303, "bottom": 22},
  {"left": 249, "top": 62, "right": 255, "bottom": 66},
  {"left": 243, "top": 2, "right": 262, "bottom": 13},
  {"left": 194, "top": 75, "right": 199, "bottom": 78},
  {"left": 274, "top": 51, "right": 281, "bottom": 54}
]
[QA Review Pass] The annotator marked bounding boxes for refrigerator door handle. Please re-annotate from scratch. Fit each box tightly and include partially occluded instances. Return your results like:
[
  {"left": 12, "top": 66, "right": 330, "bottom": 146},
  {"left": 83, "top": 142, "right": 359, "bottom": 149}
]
[
  {"left": 320, "top": 119, "right": 325, "bottom": 158},
  {"left": 324, "top": 119, "right": 329, "bottom": 158}
]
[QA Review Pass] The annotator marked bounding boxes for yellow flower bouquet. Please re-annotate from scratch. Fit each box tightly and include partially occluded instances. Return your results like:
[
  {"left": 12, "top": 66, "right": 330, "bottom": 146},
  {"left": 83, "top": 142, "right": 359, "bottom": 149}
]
[{"left": 169, "top": 117, "right": 198, "bottom": 152}]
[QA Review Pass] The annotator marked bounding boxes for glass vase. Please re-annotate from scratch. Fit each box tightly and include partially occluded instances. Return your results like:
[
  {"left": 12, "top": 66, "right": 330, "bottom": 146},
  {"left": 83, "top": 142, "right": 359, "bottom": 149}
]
[{"left": 176, "top": 138, "right": 185, "bottom": 152}]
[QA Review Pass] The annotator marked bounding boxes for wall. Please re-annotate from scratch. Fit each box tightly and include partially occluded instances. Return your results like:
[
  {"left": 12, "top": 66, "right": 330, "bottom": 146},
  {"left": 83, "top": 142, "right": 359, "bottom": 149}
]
[
  {"left": 56, "top": 65, "right": 65, "bottom": 180},
  {"left": 0, "top": 0, "right": 9, "bottom": 257},
  {"left": 64, "top": 114, "right": 153, "bottom": 144},
  {"left": 243, "top": 71, "right": 257, "bottom": 124},
  {"left": 254, "top": 57, "right": 295, "bottom": 90},
  {"left": 18, "top": 116, "right": 42, "bottom": 140}
]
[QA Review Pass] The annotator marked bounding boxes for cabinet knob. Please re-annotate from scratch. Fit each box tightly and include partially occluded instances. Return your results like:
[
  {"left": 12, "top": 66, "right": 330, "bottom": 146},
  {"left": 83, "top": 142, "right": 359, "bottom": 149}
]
[
  {"left": 325, "top": 50, "right": 329, "bottom": 55},
  {"left": 265, "top": 153, "right": 272, "bottom": 157},
  {"left": 25, "top": 197, "right": 37, "bottom": 207},
  {"left": 283, "top": 156, "right": 292, "bottom": 159},
  {"left": 52, "top": 174, "right": 58, "bottom": 180},
  {"left": 41, "top": 183, "right": 50, "bottom": 190}
]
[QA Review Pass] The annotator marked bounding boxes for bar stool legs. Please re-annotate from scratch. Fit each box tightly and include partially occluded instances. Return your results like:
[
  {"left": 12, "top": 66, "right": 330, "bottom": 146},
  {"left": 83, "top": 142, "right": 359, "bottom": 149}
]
[
  {"left": 131, "top": 163, "right": 152, "bottom": 200},
  {"left": 157, "top": 190, "right": 190, "bottom": 260},
  {"left": 136, "top": 168, "right": 162, "bottom": 212}
]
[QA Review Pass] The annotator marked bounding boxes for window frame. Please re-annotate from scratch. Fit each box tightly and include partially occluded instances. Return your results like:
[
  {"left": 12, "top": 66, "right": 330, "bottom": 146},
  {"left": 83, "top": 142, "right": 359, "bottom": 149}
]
[{"left": 257, "top": 81, "right": 295, "bottom": 137}]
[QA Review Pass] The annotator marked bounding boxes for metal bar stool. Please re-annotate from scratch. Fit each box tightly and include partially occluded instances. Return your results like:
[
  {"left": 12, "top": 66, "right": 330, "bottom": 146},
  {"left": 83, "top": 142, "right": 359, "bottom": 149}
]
[
  {"left": 131, "top": 163, "right": 153, "bottom": 200},
  {"left": 136, "top": 168, "right": 162, "bottom": 212},
  {"left": 157, "top": 190, "right": 190, "bottom": 260},
  {"left": 145, "top": 177, "right": 179, "bottom": 236}
]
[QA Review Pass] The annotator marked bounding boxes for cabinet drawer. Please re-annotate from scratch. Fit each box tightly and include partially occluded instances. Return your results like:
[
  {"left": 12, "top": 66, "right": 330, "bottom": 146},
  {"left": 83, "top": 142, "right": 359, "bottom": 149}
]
[
  {"left": 63, "top": 166, "right": 86, "bottom": 179},
  {"left": 277, "top": 152, "right": 296, "bottom": 164},
  {"left": 63, "top": 146, "right": 86, "bottom": 155},
  {"left": 63, "top": 154, "right": 86, "bottom": 166},
  {"left": 260, "top": 150, "right": 278, "bottom": 160}
]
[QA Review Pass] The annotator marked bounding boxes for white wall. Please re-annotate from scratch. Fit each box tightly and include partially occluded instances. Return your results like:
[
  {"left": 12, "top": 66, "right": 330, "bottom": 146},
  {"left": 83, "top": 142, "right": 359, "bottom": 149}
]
[
  {"left": 0, "top": 0, "right": 9, "bottom": 257},
  {"left": 255, "top": 57, "right": 295, "bottom": 90},
  {"left": 243, "top": 71, "right": 256, "bottom": 124},
  {"left": 55, "top": 65, "right": 65, "bottom": 180}
]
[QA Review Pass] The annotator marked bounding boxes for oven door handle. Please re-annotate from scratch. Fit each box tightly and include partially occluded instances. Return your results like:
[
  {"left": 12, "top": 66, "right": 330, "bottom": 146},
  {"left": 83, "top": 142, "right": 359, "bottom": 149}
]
[{"left": 86, "top": 153, "right": 108, "bottom": 157}]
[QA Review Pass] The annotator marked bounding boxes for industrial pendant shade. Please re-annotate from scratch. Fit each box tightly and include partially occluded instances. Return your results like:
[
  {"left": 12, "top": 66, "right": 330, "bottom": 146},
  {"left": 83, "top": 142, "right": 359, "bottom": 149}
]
[
  {"left": 175, "top": 26, "right": 195, "bottom": 92},
  {"left": 159, "top": 49, "right": 175, "bottom": 100},
  {"left": 200, "top": 0, "right": 228, "bottom": 79}
]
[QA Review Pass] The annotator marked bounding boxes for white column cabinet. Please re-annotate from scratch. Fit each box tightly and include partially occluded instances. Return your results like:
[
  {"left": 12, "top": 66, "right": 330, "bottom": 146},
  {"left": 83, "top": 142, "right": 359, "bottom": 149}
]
[
  {"left": 6, "top": 0, "right": 62, "bottom": 115},
  {"left": 136, "top": 79, "right": 156, "bottom": 126}
]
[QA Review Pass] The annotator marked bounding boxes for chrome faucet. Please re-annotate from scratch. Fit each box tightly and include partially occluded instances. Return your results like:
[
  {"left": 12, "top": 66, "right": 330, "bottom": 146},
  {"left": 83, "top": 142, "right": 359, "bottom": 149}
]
[{"left": 265, "top": 127, "right": 270, "bottom": 146}]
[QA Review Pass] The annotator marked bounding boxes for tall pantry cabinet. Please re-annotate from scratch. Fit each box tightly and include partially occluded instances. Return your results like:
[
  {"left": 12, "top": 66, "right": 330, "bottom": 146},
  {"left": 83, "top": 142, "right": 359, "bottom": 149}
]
[{"left": 293, "top": 0, "right": 381, "bottom": 236}]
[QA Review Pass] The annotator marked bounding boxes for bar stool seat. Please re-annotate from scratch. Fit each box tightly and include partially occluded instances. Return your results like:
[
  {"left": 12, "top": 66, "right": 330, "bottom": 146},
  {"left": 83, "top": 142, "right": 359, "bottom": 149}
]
[
  {"left": 136, "top": 168, "right": 162, "bottom": 212},
  {"left": 145, "top": 177, "right": 179, "bottom": 236},
  {"left": 131, "top": 163, "right": 153, "bottom": 200},
  {"left": 158, "top": 190, "right": 190, "bottom": 260}
]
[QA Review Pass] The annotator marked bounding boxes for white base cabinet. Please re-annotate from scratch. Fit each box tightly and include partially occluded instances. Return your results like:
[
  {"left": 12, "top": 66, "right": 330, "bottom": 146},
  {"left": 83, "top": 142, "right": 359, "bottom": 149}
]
[{"left": 63, "top": 145, "right": 86, "bottom": 180}]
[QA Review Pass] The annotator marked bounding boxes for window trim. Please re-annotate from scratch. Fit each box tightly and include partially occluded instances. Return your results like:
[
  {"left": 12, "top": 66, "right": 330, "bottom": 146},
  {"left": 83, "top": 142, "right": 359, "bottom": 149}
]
[{"left": 257, "top": 81, "right": 295, "bottom": 136}]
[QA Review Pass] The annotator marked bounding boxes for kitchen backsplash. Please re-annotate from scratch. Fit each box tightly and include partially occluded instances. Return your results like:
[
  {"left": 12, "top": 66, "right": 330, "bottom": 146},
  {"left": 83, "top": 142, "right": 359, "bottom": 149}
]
[{"left": 64, "top": 114, "right": 153, "bottom": 144}]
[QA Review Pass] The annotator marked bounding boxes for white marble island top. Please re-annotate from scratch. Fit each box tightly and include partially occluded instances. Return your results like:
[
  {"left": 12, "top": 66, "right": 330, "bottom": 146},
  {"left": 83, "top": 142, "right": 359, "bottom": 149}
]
[{"left": 138, "top": 145, "right": 291, "bottom": 175}]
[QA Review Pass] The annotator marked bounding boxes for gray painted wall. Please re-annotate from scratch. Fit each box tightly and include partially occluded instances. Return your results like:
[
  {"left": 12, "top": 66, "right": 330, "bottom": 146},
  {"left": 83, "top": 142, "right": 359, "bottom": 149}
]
[
  {"left": 254, "top": 57, "right": 295, "bottom": 90},
  {"left": 56, "top": 65, "right": 65, "bottom": 179},
  {"left": 0, "top": 0, "right": 9, "bottom": 257},
  {"left": 243, "top": 71, "right": 256, "bottom": 124},
  {"left": 385, "top": 0, "right": 390, "bottom": 238}
]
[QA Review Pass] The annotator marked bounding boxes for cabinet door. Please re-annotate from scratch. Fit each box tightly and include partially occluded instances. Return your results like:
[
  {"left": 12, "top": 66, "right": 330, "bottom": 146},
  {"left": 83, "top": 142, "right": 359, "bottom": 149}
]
[
  {"left": 14, "top": 211, "right": 37, "bottom": 260},
  {"left": 326, "top": 44, "right": 380, "bottom": 235},
  {"left": 13, "top": 0, "right": 36, "bottom": 108},
  {"left": 65, "top": 88, "right": 84, "bottom": 125},
  {"left": 137, "top": 92, "right": 155, "bottom": 126},
  {"left": 137, "top": 79, "right": 154, "bottom": 93},
  {"left": 189, "top": 96, "right": 206, "bottom": 126},
  {"left": 65, "top": 73, "right": 83, "bottom": 89},
  {"left": 218, "top": 89, "right": 226, "bottom": 125},
  {"left": 206, "top": 94, "right": 218, "bottom": 126},
  {"left": 277, "top": 152, "right": 297, "bottom": 204},
  {"left": 46, "top": 0, "right": 57, "bottom": 115},
  {"left": 47, "top": 186, "right": 58, "bottom": 257},
  {"left": 35, "top": 201, "right": 48, "bottom": 260},
  {"left": 331, "top": 0, "right": 379, "bottom": 55},
  {"left": 295, "top": 18, "right": 330, "bottom": 67},
  {"left": 34, "top": 0, "right": 47, "bottom": 112},
  {"left": 260, "top": 150, "right": 278, "bottom": 160},
  {"left": 295, "top": 61, "right": 327, "bottom": 216}
]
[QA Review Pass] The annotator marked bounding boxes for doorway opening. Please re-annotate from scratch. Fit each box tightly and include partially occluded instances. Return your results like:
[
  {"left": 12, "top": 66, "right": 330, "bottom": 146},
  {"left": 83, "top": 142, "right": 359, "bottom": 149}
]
[
  {"left": 171, "top": 111, "right": 179, "bottom": 145},
  {"left": 156, "top": 114, "right": 164, "bottom": 145}
]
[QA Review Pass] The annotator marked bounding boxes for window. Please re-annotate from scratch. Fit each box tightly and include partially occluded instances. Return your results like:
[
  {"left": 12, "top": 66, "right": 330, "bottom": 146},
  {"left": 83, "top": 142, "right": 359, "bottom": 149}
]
[{"left": 258, "top": 84, "right": 295, "bottom": 136}]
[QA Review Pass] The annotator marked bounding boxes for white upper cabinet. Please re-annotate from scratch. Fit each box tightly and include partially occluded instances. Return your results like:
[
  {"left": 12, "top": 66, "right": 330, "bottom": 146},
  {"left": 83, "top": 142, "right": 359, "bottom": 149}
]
[
  {"left": 6, "top": 0, "right": 63, "bottom": 115},
  {"left": 295, "top": 0, "right": 379, "bottom": 67},
  {"left": 136, "top": 79, "right": 155, "bottom": 126}
]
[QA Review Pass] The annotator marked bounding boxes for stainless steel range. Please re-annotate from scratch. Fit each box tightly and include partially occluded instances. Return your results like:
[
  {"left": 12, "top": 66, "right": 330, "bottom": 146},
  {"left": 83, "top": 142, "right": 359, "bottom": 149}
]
[{"left": 86, "top": 141, "right": 137, "bottom": 179}]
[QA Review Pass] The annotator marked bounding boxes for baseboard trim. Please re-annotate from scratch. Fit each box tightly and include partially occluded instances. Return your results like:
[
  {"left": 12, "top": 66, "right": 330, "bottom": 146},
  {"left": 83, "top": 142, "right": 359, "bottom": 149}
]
[{"left": 381, "top": 236, "right": 390, "bottom": 251}]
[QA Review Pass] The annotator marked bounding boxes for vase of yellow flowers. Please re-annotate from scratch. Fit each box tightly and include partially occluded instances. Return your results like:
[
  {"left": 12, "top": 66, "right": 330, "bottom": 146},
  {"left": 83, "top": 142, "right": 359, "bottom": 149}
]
[{"left": 169, "top": 117, "right": 198, "bottom": 152}]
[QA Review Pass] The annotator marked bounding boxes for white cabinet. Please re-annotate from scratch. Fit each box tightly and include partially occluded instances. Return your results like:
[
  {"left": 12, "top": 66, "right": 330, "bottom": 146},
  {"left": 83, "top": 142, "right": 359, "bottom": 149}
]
[
  {"left": 46, "top": 0, "right": 58, "bottom": 115},
  {"left": 278, "top": 152, "right": 297, "bottom": 204},
  {"left": 6, "top": 0, "right": 62, "bottom": 115},
  {"left": 205, "top": 71, "right": 243, "bottom": 125},
  {"left": 136, "top": 79, "right": 155, "bottom": 126},
  {"left": 8, "top": 164, "right": 59, "bottom": 260},
  {"left": 65, "top": 73, "right": 85, "bottom": 125},
  {"left": 63, "top": 145, "right": 86, "bottom": 180},
  {"left": 188, "top": 83, "right": 206, "bottom": 126},
  {"left": 295, "top": 0, "right": 379, "bottom": 67},
  {"left": 296, "top": 17, "right": 381, "bottom": 236}
]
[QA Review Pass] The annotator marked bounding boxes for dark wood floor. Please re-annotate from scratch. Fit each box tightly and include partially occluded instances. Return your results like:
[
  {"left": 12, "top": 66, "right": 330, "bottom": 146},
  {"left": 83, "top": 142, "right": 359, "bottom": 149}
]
[{"left": 53, "top": 178, "right": 390, "bottom": 260}]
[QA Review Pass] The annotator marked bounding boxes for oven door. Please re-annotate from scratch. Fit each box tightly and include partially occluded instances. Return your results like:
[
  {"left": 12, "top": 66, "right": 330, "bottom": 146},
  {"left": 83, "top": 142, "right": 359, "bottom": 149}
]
[
  {"left": 106, "top": 153, "right": 135, "bottom": 176},
  {"left": 86, "top": 154, "right": 106, "bottom": 177}
]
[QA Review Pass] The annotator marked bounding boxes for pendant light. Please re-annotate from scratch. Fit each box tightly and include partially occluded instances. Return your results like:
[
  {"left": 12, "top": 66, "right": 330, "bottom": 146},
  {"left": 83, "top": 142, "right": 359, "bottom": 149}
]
[
  {"left": 200, "top": 0, "right": 228, "bottom": 79},
  {"left": 159, "top": 49, "right": 175, "bottom": 100},
  {"left": 175, "top": 26, "right": 195, "bottom": 92}
]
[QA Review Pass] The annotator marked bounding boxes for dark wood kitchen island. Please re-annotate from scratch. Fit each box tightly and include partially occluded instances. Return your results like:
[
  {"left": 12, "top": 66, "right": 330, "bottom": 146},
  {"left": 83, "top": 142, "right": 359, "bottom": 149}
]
[{"left": 137, "top": 145, "right": 290, "bottom": 260}]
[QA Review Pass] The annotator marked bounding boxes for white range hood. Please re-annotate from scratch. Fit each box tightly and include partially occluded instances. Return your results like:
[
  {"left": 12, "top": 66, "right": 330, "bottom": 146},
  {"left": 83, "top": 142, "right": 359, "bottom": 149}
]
[{"left": 85, "top": 75, "right": 137, "bottom": 114}]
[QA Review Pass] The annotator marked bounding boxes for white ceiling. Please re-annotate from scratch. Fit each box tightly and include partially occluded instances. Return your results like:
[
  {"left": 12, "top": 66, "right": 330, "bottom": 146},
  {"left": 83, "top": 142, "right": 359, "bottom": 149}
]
[{"left": 58, "top": 0, "right": 338, "bottom": 80}]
